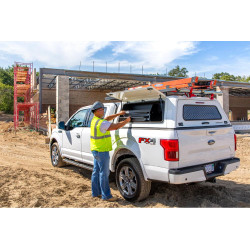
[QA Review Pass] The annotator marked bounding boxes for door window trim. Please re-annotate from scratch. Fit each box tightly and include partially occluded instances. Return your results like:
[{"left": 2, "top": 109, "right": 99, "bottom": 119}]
[
  {"left": 66, "top": 109, "right": 89, "bottom": 130},
  {"left": 85, "top": 107, "right": 108, "bottom": 127}
]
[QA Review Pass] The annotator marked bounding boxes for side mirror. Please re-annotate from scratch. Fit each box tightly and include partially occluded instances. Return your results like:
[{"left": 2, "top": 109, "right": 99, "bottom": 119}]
[{"left": 58, "top": 121, "right": 65, "bottom": 130}]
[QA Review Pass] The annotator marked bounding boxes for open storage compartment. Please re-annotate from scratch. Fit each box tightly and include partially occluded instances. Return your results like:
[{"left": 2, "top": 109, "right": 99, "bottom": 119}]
[{"left": 119, "top": 100, "right": 165, "bottom": 123}]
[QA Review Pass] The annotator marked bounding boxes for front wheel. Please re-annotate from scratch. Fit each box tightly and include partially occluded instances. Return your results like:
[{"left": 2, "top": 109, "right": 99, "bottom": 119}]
[
  {"left": 115, "top": 158, "right": 151, "bottom": 202},
  {"left": 50, "top": 142, "right": 66, "bottom": 167}
]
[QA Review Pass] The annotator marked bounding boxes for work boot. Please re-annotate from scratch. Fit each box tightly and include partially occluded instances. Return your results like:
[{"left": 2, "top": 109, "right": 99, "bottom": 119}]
[
  {"left": 106, "top": 197, "right": 118, "bottom": 202},
  {"left": 92, "top": 195, "right": 102, "bottom": 198}
]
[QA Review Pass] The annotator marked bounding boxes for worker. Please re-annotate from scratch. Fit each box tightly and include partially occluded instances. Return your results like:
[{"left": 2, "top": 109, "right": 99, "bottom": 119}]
[{"left": 90, "top": 101, "right": 131, "bottom": 202}]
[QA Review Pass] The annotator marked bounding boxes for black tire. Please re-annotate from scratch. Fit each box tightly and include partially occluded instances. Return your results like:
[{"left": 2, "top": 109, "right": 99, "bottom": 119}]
[
  {"left": 50, "top": 142, "right": 66, "bottom": 167},
  {"left": 115, "top": 157, "right": 151, "bottom": 202},
  {"left": 206, "top": 177, "right": 216, "bottom": 183}
]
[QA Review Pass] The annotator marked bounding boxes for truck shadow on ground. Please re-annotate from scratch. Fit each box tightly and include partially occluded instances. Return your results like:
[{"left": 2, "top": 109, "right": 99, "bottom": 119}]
[
  {"left": 62, "top": 165, "right": 92, "bottom": 179},
  {"left": 62, "top": 165, "right": 250, "bottom": 208},
  {"left": 133, "top": 180, "right": 250, "bottom": 208}
]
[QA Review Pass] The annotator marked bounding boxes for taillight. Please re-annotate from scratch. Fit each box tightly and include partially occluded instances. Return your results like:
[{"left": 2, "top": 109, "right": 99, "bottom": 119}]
[
  {"left": 234, "top": 134, "right": 237, "bottom": 151},
  {"left": 160, "top": 139, "right": 179, "bottom": 161}
]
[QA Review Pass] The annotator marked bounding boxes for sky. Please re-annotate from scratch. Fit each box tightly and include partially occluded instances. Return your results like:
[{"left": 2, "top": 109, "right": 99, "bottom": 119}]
[{"left": 1, "top": 41, "right": 250, "bottom": 79}]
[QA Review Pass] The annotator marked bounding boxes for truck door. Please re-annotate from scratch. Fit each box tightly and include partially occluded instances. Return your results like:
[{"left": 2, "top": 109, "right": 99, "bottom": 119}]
[{"left": 62, "top": 109, "right": 89, "bottom": 161}]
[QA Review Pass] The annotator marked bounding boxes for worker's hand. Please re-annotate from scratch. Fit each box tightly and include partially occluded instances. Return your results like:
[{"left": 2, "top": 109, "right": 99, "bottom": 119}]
[
  {"left": 125, "top": 116, "right": 131, "bottom": 123},
  {"left": 119, "top": 110, "right": 126, "bottom": 116}
]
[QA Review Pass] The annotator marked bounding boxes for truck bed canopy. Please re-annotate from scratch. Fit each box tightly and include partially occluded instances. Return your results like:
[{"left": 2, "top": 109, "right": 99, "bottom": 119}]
[{"left": 107, "top": 87, "right": 166, "bottom": 102}]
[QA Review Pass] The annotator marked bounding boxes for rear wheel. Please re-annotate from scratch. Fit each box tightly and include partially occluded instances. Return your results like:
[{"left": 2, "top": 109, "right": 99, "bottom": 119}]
[
  {"left": 115, "top": 158, "right": 151, "bottom": 202},
  {"left": 50, "top": 142, "right": 65, "bottom": 167}
]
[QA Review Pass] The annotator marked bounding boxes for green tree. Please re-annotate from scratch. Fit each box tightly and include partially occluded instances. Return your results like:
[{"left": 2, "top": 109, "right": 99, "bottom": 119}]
[
  {"left": 212, "top": 72, "right": 234, "bottom": 81},
  {"left": 0, "top": 65, "right": 14, "bottom": 86},
  {"left": 236, "top": 75, "right": 250, "bottom": 82},
  {"left": 212, "top": 72, "right": 250, "bottom": 82},
  {"left": 0, "top": 82, "right": 14, "bottom": 113},
  {"left": 168, "top": 65, "right": 188, "bottom": 77}
]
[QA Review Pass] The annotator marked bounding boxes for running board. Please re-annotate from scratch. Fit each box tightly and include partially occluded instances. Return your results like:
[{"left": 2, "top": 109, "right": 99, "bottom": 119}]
[{"left": 63, "top": 158, "right": 93, "bottom": 171}]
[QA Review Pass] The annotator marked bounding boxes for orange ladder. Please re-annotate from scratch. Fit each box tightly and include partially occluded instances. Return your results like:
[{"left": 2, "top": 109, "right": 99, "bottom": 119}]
[{"left": 128, "top": 76, "right": 217, "bottom": 99}]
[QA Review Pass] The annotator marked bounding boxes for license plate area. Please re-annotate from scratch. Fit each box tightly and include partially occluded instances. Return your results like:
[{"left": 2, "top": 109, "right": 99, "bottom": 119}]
[{"left": 204, "top": 163, "right": 214, "bottom": 174}]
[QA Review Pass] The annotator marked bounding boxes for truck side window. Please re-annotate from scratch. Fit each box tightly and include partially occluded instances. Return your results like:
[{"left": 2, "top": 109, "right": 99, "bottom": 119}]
[
  {"left": 183, "top": 105, "right": 222, "bottom": 121},
  {"left": 86, "top": 107, "right": 107, "bottom": 127},
  {"left": 68, "top": 109, "right": 89, "bottom": 129}
]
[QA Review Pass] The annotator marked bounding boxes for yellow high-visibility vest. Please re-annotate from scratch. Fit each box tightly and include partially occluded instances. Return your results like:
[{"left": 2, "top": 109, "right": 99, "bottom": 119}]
[{"left": 90, "top": 115, "right": 112, "bottom": 152}]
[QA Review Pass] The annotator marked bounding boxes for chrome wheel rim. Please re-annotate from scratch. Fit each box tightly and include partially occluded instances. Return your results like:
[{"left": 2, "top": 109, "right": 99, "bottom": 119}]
[
  {"left": 119, "top": 165, "right": 137, "bottom": 196},
  {"left": 51, "top": 146, "right": 59, "bottom": 165}
]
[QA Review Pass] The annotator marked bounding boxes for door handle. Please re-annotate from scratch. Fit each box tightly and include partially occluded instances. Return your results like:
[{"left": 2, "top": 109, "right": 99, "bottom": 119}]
[
  {"left": 208, "top": 131, "right": 216, "bottom": 134},
  {"left": 208, "top": 140, "right": 215, "bottom": 145},
  {"left": 76, "top": 133, "right": 80, "bottom": 138}
]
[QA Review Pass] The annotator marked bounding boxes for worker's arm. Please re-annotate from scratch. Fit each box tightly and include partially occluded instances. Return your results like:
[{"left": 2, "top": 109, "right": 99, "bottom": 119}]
[
  {"left": 104, "top": 110, "right": 126, "bottom": 121},
  {"left": 107, "top": 117, "right": 131, "bottom": 131}
]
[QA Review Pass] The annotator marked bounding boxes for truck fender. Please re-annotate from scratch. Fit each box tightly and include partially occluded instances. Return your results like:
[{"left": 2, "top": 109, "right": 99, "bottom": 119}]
[
  {"left": 110, "top": 146, "right": 149, "bottom": 181},
  {"left": 50, "top": 131, "right": 63, "bottom": 155}
]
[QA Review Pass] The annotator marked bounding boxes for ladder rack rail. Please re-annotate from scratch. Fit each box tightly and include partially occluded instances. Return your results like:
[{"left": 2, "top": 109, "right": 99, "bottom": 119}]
[{"left": 128, "top": 76, "right": 219, "bottom": 99}]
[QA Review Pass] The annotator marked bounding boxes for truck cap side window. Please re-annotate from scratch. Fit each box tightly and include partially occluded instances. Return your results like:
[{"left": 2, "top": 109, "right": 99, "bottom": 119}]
[{"left": 183, "top": 105, "right": 222, "bottom": 121}]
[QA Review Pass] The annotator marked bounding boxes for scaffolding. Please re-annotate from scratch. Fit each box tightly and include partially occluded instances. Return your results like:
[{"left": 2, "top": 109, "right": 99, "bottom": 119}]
[{"left": 13, "top": 62, "right": 39, "bottom": 130}]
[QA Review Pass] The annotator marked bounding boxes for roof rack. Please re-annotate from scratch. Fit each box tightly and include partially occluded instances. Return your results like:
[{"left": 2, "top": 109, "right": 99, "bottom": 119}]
[{"left": 128, "top": 76, "right": 221, "bottom": 99}]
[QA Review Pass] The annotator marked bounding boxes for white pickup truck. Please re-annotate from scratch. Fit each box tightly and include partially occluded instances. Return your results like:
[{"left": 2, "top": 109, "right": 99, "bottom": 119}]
[{"left": 50, "top": 87, "right": 240, "bottom": 201}]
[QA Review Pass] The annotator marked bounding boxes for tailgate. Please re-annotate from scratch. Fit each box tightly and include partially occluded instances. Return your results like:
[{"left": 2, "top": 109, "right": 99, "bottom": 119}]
[{"left": 176, "top": 99, "right": 235, "bottom": 168}]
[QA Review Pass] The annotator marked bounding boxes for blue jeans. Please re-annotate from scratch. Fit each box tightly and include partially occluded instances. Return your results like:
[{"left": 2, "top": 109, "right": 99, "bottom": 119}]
[{"left": 91, "top": 151, "right": 112, "bottom": 200}]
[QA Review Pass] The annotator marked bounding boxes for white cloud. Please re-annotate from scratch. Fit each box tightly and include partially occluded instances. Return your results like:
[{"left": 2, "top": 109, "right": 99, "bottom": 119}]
[
  {"left": 206, "top": 55, "right": 219, "bottom": 61},
  {"left": 230, "top": 57, "right": 250, "bottom": 76},
  {"left": 188, "top": 56, "right": 250, "bottom": 79},
  {"left": 112, "top": 41, "right": 198, "bottom": 69},
  {"left": 0, "top": 41, "right": 198, "bottom": 71},
  {"left": 0, "top": 41, "right": 111, "bottom": 68},
  {"left": 0, "top": 54, "right": 7, "bottom": 60}
]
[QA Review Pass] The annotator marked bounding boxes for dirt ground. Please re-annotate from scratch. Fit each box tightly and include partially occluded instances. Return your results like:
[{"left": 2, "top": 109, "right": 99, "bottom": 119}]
[{"left": 0, "top": 114, "right": 250, "bottom": 208}]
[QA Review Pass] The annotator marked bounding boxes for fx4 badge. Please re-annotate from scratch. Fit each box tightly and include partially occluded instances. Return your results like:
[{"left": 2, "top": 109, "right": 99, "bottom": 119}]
[{"left": 138, "top": 137, "right": 156, "bottom": 145}]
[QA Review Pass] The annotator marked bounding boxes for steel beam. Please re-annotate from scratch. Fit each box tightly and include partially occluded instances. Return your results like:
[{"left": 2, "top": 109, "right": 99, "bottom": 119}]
[
  {"left": 90, "top": 80, "right": 117, "bottom": 89},
  {"left": 48, "top": 76, "right": 57, "bottom": 88},
  {"left": 217, "top": 81, "right": 250, "bottom": 88},
  {"left": 40, "top": 68, "right": 250, "bottom": 89},
  {"left": 40, "top": 68, "right": 179, "bottom": 83},
  {"left": 39, "top": 68, "right": 43, "bottom": 113}
]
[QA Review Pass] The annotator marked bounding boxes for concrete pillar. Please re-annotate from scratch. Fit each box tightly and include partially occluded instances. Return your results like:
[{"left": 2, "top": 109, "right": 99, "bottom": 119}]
[
  {"left": 216, "top": 86, "right": 229, "bottom": 118},
  {"left": 31, "top": 68, "right": 37, "bottom": 90},
  {"left": 56, "top": 76, "right": 69, "bottom": 125},
  {"left": 31, "top": 69, "right": 34, "bottom": 90},
  {"left": 33, "top": 68, "right": 37, "bottom": 89},
  {"left": 39, "top": 68, "right": 43, "bottom": 113}
]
